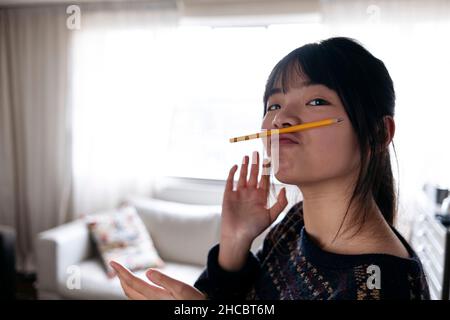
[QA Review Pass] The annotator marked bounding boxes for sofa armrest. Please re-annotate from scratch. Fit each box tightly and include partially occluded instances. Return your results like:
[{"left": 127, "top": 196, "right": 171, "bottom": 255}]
[{"left": 35, "top": 220, "right": 93, "bottom": 294}]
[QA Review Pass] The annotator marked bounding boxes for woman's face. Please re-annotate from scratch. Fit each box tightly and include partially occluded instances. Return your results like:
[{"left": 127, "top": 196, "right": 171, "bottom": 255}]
[{"left": 261, "top": 74, "right": 360, "bottom": 186}]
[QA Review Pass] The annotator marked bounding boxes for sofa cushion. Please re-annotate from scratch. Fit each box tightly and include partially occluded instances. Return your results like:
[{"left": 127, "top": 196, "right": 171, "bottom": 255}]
[
  {"left": 125, "top": 197, "right": 222, "bottom": 266},
  {"left": 86, "top": 206, "right": 164, "bottom": 277}
]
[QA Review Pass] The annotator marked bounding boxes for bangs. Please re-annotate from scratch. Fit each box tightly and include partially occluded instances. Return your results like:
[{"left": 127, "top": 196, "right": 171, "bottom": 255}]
[{"left": 263, "top": 43, "right": 340, "bottom": 114}]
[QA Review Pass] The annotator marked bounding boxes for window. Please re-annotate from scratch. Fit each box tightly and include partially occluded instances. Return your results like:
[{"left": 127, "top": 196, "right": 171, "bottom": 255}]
[
  {"left": 71, "top": 17, "right": 450, "bottom": 196},
  {"left": 72, "top": 23, "right": 327, "bottom": 182}
]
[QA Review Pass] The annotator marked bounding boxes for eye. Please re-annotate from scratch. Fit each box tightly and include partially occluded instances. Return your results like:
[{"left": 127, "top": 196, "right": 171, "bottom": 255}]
[
  {"left": 307, "top": 98, "right": 330, "bottom": 106},
  {"left": 266, "top": 104, "right": 281, "bottom": 112}
]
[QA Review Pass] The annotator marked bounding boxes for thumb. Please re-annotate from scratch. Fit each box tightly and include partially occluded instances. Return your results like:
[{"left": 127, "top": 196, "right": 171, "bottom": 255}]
[{"left": 268, "top": 187, "right": 288, "bottom": 223}]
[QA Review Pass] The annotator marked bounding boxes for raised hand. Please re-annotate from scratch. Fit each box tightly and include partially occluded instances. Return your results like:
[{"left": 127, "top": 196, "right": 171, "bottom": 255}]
[{"left": 218, "top": 151, "right": 288, "bottom": 271}]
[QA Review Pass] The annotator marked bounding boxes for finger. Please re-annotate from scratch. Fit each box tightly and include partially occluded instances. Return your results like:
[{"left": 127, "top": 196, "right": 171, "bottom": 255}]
[
  {"left": 247, "top": 151, "right": 259, "bottom": 188},
  {"left": 258, "top": 158, "right": 271, "bottom": 191},
  {"left": 146, "top": 269, "right": 188, "bottom": 299},
  {"left": 225, "top": 165, "right": 238, "bottom": 193},
  {"left": 237, "top": 155, "right": 249, "bottom": 189},
  {"left": 146, "top": 269, "right": 204, "bottom": 300},
  {"left": 110, "top": 261, "right": 172, "bottom": 299},
  {"left": 118, "top": 278, "right": 147, "bottom": 300},
  {"left": 121, "top": 276, "right": 173, "bottom": 300},
  {"left": 268, "top": 187, "right": 288, "bottom": 223}
]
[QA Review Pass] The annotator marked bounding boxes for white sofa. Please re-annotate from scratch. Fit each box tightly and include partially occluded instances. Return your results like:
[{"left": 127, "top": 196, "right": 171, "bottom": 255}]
[{"left": 35, "top": 178, "right": 272, "bottom": 299}]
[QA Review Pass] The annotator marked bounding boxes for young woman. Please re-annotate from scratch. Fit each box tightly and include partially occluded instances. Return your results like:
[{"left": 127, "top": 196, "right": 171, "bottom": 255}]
[{"left": 111, "top": 37, "right": 430, "bottom": 300}]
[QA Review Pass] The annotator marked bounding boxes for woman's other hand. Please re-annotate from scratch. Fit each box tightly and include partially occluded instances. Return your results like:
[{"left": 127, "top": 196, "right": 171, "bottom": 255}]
[{"left": 110, "top": 261, "right": 206, "bottom": 300}]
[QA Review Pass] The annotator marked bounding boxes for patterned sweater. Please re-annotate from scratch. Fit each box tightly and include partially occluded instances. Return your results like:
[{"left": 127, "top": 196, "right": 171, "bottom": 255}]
[{"left": 194, "top": 201, "right": 430, "bottom": 300}]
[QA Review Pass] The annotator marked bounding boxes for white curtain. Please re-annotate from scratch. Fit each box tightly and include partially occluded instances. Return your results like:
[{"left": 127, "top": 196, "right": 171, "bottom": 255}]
[
  {"left": 0, "top": 5, "right": 72, "bottom": 272},
  {"left": 70, "top": 1, "right": 179, "bottom": 215},
  {"left": 0, "top": 0, "right": 179, "bottom": 273}
]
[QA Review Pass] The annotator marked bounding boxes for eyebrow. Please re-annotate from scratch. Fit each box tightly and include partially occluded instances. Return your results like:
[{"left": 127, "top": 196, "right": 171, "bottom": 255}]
[{"left": 266, "top": 80, "right": 321, "bottom": 100}]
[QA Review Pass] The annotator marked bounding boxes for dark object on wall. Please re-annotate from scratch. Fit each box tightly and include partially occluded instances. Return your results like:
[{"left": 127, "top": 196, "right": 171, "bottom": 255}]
[
  {"left": 0, "top": 226, "right": 16, "bottom": 300},
  {"left": 437, "top": 188, "right": 450, "bottom": 205},
  {"left": 436, "top": 214, "right": 450, "bottom": 227},
  {"left": 423, "top": 183, "right": 450, "bottom": 205}
]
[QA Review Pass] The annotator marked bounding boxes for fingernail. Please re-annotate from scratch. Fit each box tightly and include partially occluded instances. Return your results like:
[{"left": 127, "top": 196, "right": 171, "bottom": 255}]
[{"left": 252, "top": 151, "right": 257, "bottom": 164}]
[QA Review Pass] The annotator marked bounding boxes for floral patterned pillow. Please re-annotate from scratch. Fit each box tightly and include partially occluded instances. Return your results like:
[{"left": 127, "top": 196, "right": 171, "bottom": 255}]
[{"left": 86, "top": 206, "right": 165, "bottom": 278}]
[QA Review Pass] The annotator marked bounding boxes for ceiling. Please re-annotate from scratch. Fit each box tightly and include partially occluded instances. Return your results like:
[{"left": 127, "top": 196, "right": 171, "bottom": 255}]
[
  {"left": 0, "top": 0, "right": 321, "bottom": 21},
  {"left": 0, "top": 0, "right": 148, "bottom": 5},
  {"left": 0, "top": 0, "right": 319, "bottom": 6}
]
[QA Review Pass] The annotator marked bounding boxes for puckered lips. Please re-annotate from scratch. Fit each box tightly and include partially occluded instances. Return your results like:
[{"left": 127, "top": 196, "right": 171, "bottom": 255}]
[{"left": 277, "top": 133, "right": 300, "bottom": 145}]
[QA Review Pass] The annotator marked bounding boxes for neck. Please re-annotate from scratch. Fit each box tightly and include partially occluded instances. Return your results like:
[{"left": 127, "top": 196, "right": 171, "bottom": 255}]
[{"left": 298, "top": 173, "right": 384, "bottom": 252}]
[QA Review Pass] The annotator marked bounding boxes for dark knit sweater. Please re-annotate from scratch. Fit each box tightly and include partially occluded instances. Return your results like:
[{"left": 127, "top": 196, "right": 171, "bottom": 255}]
[{"left": 194, "top": 201, "right": 430, "bottom": 300}]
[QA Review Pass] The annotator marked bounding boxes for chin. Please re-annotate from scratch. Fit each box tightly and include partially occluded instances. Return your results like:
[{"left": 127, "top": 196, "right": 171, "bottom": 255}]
[
  {"left": 274, "top": 168, "right": 299, "bottom": 185},
  {"left": 274, "top": 164, "right": 318, "bottom": 185}
]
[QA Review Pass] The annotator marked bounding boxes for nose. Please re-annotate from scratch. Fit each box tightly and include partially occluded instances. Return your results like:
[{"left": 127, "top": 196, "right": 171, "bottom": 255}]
[
  {"left": 274, "top": 121, "right": 294, "bottom": 129},
  {"left": 272, "top": 109, "right": 300, "bottom": 130}
]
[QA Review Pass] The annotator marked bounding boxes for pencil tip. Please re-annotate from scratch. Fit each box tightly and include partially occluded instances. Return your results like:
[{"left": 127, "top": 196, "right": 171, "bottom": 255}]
[{"left": 336, "top": 117, "right": 344, "bottom": 123}]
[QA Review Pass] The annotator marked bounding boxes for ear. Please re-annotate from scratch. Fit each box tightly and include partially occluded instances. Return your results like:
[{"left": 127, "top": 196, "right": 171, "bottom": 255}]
[{"left": 382, "top": 115, "right": 395, "bottom": 148}]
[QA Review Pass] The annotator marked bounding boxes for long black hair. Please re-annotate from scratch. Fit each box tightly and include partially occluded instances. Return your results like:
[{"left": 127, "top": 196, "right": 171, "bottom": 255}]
[{"left": 264, "top": 37, "right": 398, "bottom": 239}]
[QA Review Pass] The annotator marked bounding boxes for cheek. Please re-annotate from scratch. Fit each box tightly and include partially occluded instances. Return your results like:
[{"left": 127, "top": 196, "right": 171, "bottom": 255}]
[
  {"left": 276, "top": 125, "right": 360, "bottom": 183},
  {"left": 310, "top": 131, "right": 360, "bottom": 176},
  {"left": 261, "top": 115, "right": 272, "bottom": 131}
]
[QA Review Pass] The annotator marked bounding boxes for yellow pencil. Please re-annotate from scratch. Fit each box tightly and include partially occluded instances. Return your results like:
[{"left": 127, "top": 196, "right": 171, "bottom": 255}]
[{"left": 229, "top": 117, "right": 344, "bottom": 143}]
